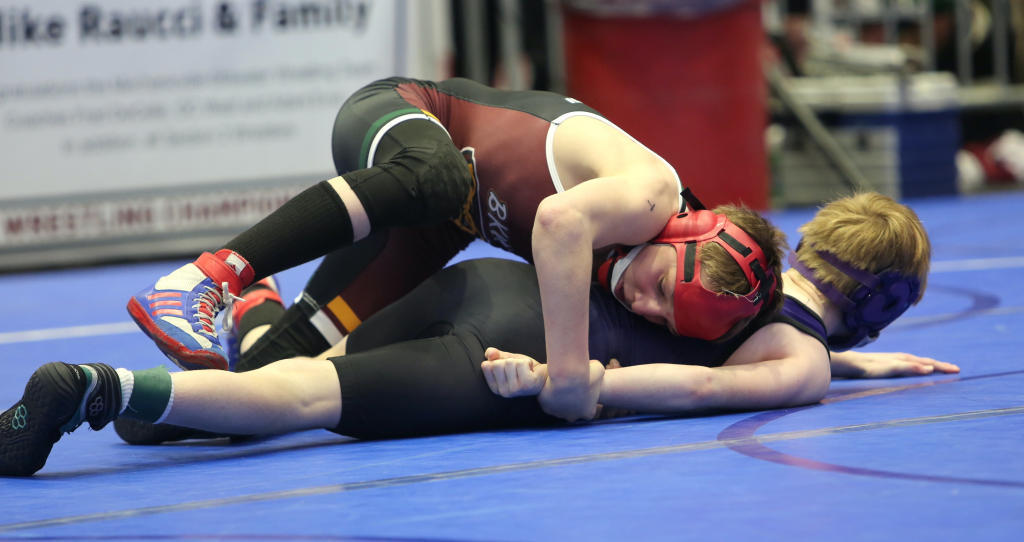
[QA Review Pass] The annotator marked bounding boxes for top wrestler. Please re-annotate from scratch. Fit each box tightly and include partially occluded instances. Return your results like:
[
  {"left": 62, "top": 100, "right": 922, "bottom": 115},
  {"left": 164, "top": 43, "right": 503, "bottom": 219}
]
[
  {"left": 125, "top": 77, "right": 782, "bottom": 422},
  {"left": 0, "top": 193, "right": 957, "bottom": 477}
]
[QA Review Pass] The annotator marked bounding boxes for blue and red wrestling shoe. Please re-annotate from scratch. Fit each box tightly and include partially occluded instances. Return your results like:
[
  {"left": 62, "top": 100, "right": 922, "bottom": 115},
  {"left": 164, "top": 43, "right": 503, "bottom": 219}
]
[
  {"left": 221, "top": 276, "right": 283, "bottom": 371},
  {"left": 128, "top": 250, "right": 254, "bottom": 371}
]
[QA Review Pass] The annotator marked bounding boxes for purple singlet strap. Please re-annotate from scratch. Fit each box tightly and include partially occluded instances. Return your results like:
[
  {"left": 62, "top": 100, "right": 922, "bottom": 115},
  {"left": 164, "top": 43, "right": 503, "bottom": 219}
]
[
  {"left": 814, "top": 250, "right": 881, "bottom": 290},
  {"left": 787, "top": 252, "right": 857, "bottom": 313},
  {"left": 776, "top": 295, "right": 829, "bottom": 355}
]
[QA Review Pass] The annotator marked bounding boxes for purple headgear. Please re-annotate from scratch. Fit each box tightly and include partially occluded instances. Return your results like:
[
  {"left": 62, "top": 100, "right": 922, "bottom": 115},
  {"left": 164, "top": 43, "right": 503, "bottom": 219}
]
[{"left": 788, "top": 241, "right": 922, "bottom": 351}]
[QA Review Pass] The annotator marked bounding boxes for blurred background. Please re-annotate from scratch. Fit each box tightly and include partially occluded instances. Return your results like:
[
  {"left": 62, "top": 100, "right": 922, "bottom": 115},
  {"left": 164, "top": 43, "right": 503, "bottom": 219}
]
[{"left": 1, "top": 0, "right": 1020, "bottom": 271}]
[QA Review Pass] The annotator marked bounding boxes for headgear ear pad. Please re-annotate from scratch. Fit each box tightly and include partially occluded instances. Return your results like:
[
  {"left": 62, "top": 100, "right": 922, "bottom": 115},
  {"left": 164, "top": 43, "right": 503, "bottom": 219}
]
[
  {"left": 652, "top": 210, "right": 776, "bottom": 340},
  {"left": 788, "top": 246, "right": 921, "bottom": 351}
]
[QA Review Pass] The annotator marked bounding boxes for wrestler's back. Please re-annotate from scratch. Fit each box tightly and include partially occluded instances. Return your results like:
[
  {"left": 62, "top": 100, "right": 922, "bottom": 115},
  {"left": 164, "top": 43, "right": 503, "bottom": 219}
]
[{"left": 393, "top": 78, "right": 679, "bottom": 259}]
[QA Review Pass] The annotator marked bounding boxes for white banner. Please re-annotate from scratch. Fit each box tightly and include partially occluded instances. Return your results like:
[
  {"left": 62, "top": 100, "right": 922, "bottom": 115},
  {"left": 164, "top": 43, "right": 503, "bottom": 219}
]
[
  {"left": 0, "top": 0, "right": 398, "bottom": 199},
  {"left": 0, "top": 184, "right": 306, "bottom": 246},
  {"left": 0, "top": 0, "right": 404, "bottom": 265}
]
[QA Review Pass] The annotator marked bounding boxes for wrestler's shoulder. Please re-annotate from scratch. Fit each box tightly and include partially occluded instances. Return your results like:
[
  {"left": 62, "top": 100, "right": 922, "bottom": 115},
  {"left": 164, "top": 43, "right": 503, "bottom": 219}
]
[{"left": 726, "top": 321, "right": 828, "bottom": 366}]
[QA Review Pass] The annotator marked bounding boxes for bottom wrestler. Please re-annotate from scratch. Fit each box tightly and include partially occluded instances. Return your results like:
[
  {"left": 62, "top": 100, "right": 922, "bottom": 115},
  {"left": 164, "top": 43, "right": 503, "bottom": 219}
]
[{"left": 0, "top": 193, "right": 956, "bottom": 476}]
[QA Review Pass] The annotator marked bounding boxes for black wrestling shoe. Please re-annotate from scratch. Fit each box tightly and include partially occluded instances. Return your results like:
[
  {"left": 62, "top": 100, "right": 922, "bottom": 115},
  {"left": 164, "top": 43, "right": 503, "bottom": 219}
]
[
  {"left": 114, "top": 418, "right": 253, "bottom": 445},
  {"left": 0, "top": 362, "right": 121, "bottom": 477}
]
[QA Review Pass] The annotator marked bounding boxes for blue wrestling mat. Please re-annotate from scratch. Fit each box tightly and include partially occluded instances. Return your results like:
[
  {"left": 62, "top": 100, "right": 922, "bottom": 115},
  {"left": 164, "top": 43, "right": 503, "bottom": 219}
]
[{"left": 0, "top": 192, "right": 1022, "bottom": 541}]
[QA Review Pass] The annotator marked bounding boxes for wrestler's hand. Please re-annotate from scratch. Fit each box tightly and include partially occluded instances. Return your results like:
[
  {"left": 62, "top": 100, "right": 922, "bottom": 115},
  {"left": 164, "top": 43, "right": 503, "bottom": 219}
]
[
  {"left": 481, "top": 348, "right": 549, "bottom": 398},
  {"left": 537, "top": 359, "right": 605, "bottom": 422},
  {"left": 831, "top": 351, "right": 960, "bottom": 379}
]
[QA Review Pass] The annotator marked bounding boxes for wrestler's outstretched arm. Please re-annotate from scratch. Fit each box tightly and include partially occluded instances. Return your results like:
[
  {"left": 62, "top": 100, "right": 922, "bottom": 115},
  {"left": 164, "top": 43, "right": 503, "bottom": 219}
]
[
  {"left": 482, "top": 346, "right": 829, "bottom": 413},
  {"left": 483, "top": 323, "right": 832, "bottom": 414},
  {"left": 597, "top": 357, "right": 829, "bottom": 413},
  {"left": 600, "top": 323, "right": 832, "bottom": 412}
]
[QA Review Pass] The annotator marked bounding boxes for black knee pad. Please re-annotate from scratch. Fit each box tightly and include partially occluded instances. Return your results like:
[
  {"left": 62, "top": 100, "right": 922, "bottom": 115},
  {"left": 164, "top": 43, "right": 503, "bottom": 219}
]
[{"left": 345, "top": 120, "right": 473, "bottom": 230}]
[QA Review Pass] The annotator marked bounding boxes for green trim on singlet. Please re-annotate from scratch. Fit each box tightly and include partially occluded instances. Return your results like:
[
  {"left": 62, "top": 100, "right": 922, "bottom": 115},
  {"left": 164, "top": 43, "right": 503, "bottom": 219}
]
[{"left": 358, "top": 107, "right": 423, "bottom": 169}]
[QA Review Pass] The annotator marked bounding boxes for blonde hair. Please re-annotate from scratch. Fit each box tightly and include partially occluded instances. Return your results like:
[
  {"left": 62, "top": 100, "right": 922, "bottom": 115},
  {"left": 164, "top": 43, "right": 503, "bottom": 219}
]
[
  {"left": 700, "top": 204, "right": 788, "bottom": 320},
  {"left": 796, "top": 192, "right": 931, "bottom": 301}
]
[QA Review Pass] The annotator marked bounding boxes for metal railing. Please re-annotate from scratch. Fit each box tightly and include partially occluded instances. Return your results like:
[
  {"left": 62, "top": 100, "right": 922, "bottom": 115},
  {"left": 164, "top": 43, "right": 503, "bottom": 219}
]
[{"left": 770, "top": 0, "right": 1022, "bottom": 98}]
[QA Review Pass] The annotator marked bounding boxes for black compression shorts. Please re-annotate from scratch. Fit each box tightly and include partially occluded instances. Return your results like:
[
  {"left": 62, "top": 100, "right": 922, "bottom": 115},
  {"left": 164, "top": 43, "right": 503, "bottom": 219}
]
[{"left": 329, "top": 259, "right": 559, "bottom": 439}]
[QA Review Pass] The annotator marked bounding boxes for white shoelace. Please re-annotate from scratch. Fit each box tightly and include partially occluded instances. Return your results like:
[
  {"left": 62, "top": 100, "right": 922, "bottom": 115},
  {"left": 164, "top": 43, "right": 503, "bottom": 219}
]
[{"left": 193, "top": 281, "right": 245, "bottom": 337}]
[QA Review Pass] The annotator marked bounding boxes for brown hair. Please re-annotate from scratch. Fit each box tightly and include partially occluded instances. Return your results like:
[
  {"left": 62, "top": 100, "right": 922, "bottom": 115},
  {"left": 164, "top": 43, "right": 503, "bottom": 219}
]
[
  {"left": 796, "top": 192, "right": 930, "bottom": 301},
  {"left": 700, "top": 204, "right": 788, "bottom": 321}
]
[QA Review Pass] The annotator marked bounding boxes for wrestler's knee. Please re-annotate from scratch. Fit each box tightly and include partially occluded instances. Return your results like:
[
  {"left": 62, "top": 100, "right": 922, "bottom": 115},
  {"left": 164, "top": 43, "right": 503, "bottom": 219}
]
[
  {"left": 409, "top": 139, "right": 473, "bottom": 224},
  {"left": 345, "top": 127, "right": 472, "bottom": 229}
]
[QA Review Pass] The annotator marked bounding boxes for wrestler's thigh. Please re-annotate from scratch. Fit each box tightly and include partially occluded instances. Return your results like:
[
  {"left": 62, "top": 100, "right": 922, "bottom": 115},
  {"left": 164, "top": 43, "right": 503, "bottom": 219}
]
[
  {"left": 347, "top": 259, "right": 546, "bottom": 363},
  {"left": 331, "top": 77, "right": 419, "bottom": 174},
  {"left": 330, "top": 331, "right": 555, "bottom": 440}
]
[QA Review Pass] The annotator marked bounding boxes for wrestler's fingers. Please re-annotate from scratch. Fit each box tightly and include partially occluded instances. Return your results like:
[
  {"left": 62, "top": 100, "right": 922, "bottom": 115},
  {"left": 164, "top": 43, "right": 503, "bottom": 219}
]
[
  {"left": 893, "top": 353, "right": 959, "bottom": 371},
  {"left": 908, "top": 355, "right": 960, "bottom": 373},
  {"left": 481, "top": 360, "right": 500, "bottom": 395},
  {"left": 530, "top": 361, "right": 547, "bottom": 380},
  {"left": 503, "top": 357, "right": 521, "bottom": 395},
  {"left": 883, "top": 361, "right": 935, "bottom": 377},
  {"left": 493, "top": 358, "right": 516, "bottom": 393},
  {"left": 892, "top": 359, "right": 960, "bottom": 377},
  {"left": 492, "top": 358, "right": 512, "bottom": 396},
  {"left": 513, "top": 358, "right": 542, "bottom": 395},
  {"left": 488, "top": 347, "right": 523, "bottom": 361},
  {"left": 930, "top": 360, "right": 960, "bottom": 373},
  {"left": 908, "top": 363, "right": 935, "bottom": 375}
]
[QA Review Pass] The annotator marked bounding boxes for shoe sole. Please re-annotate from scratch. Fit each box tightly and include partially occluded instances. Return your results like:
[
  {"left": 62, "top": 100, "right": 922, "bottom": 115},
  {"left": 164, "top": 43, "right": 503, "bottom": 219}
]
[
  {"left": 0, "top": 363, "right": 82, "bottom": 477},
  {"left": 127, "top": 298, "right": 228, "bottom": 371},
  {"left": 114, "top": 417, "right": 235, "bottom": 445}
]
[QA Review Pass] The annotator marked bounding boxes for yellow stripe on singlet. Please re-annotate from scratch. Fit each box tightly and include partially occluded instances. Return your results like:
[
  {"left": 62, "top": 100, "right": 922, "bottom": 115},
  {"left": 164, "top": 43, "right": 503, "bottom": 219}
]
[
  {"left": 420, "top": 109, "right": 440, "bottom": 122},
  {"left": 326, "top": 296, "right": 362, "bottom": 333}
]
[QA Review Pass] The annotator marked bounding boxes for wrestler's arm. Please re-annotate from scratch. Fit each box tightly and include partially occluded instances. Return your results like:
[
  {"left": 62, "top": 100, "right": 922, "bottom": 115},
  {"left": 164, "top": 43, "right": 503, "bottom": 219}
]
[
  {"left": 829, "top": 350, "right": 959, "bottom": 379},
  {"left": 596, "top": 324, "right": 831, "bottom": 413},
  {"left": 531, "top": 174, "right": 677, "bottom": 421}
]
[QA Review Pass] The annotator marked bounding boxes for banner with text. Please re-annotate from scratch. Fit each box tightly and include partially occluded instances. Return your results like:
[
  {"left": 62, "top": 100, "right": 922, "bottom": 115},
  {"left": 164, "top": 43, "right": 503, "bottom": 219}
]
[{"left": 0, "top": 0, "right": 400, "bottom": 264}]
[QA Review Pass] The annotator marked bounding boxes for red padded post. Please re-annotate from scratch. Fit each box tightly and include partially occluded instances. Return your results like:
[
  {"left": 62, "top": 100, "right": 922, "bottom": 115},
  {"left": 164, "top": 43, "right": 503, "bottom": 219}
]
[{"left": 563, "top": 2, "right": 769, "bottom": 210}]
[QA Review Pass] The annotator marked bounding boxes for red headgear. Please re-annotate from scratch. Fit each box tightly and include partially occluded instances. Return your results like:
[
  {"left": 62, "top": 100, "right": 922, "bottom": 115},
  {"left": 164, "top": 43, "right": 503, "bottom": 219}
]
[{"left": 598, "top": 189, "right": 776, "bottom": 340}]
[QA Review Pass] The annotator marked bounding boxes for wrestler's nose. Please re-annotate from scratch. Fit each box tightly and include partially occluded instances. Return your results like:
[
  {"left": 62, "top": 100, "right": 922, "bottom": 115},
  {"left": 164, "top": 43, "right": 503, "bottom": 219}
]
[{"left": 631, "top": 291, "right": 659, "bottom": 318}]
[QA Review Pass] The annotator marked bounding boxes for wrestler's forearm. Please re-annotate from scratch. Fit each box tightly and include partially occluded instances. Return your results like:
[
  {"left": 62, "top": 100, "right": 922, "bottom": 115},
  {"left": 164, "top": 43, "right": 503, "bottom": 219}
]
[
  {"left": 599, "top": 358, "right": 830, "bottom": 413},
  {"left": 533, "top": 198, "right": 594, "bottom": 389},
  {"left": 597, "top": 364, "right": 714, "bottom": 413}
]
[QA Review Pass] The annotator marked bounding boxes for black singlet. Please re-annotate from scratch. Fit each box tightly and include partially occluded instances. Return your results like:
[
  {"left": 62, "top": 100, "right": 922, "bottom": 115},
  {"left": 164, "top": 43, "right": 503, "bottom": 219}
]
[
  {"left": 328, "top": 259, "right": 827, "bottom": 440},
  {"left": 589, "top": 290, "right": 829, "bottom": 367}
]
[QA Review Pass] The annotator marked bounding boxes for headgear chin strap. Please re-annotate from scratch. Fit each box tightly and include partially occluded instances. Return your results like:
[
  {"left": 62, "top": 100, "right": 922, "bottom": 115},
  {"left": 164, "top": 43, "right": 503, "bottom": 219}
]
[
  {"left": 603, "top": 244, "right": 647, "bottom": 312},
  {"left": 598, "top": 188, "right": 776, "bottom": 340},
  {"left": 788, "top": 242, "right": 922, "bottom": 351}
]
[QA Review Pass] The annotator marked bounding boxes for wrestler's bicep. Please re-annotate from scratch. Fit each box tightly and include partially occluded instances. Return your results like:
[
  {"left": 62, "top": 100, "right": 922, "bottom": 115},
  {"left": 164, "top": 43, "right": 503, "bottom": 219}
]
[{"left": 551, "top": 175, "right": 679, "bottom": 248}]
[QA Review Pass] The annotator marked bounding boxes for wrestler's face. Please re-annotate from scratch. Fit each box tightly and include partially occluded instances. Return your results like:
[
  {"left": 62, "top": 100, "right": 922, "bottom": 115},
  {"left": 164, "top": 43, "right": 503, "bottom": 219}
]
[{"left": 615, "top": 244, "right": 678, "bottom": 334}]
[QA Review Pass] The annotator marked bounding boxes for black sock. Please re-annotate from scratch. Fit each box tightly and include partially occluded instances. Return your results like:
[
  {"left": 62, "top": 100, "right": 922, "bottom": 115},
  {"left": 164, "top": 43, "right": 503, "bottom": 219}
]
[
  {"left": 237, "top": 298, "right": 286, "bottom": 346},
  {"left": 236, "top": 304, "right": 331, "bottom": 373},
  {"left": 223, "top": 181, "right": 354, "bottom": 281}
]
